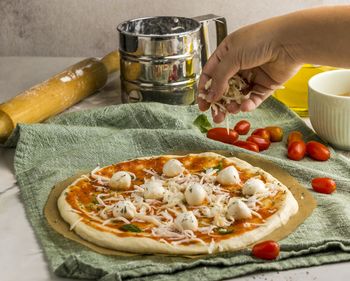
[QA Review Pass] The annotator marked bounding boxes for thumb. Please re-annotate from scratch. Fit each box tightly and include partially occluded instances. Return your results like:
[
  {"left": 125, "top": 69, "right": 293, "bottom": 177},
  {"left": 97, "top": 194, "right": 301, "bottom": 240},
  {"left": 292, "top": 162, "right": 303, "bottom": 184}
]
[
  {"left": 206, "top": 51, "right": 240, "bottom": 102},
  {"left": 200, "top": 38, "right": 240, "bottom": 102}
]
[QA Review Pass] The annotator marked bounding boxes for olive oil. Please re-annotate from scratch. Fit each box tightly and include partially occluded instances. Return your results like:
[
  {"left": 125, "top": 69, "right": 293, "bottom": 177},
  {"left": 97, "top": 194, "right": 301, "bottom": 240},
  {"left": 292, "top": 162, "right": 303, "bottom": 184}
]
[{"left": 273, "top": 64, "right": 338, "bottom": 116}]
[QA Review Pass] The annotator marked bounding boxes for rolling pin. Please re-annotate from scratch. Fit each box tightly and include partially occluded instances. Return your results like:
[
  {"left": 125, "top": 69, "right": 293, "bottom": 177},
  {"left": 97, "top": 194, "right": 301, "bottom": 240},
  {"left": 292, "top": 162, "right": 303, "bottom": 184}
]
[{"left": 0, "top": 51, "right": 120, "bottom": 142}]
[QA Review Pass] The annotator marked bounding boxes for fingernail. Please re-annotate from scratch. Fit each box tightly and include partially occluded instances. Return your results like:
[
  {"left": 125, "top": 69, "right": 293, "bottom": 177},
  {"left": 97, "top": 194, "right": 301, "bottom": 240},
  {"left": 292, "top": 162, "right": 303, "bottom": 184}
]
[
  {"left": 240, "top": 106, "right": 249, "bottom": 113},
  {"left": 206, "top": 89, "right": 215, "bottom": 102}
]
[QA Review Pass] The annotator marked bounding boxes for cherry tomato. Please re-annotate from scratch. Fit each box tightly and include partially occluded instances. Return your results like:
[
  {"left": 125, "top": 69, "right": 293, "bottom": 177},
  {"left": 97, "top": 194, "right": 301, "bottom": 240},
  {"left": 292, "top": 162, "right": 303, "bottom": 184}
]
[
  {"left": 265, "top": 126, "right": 284, "bottom": 142},
  {"left": 311, "top": 178, "right": 336, "bottom": 194},
  {"left": 247, "top": 135, "right": 271, "bottom": 151},
  {"left": 306, "top": 141, "right": 331, "bottom": 161},
  {"left": 287, "top": 131, "right": 303, "bottom": 148},
  {"left": 251, "top": 128, "right": 270, "bottom": 140},
  {"left": 233, "top": 140, "right": 260, "bottom": 152},
  {"left": 287, "top": 140, "right": 306, "bottom": 161},
  {"left": 207, "top": 128, "right": 239, "bottom": 145},
  {"left": 234, "top": 120, "right": 251, "bottom": 135},
  {"left": 252, "top": 240, "right": 280, "bottom": 260}
]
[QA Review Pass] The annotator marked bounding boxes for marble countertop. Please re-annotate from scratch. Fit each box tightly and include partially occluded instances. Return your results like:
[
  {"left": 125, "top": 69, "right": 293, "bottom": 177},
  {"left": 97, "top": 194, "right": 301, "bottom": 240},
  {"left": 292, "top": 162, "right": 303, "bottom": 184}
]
[{"left": 0, "top": 56, "right": 349, "bottom": 281}]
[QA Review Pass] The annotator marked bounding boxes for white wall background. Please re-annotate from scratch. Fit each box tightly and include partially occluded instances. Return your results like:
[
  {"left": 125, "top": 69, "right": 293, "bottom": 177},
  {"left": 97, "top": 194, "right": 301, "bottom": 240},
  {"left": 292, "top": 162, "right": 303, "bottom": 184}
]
[{"left": 0, "top": 0, "right": 349, "bottom": 57}]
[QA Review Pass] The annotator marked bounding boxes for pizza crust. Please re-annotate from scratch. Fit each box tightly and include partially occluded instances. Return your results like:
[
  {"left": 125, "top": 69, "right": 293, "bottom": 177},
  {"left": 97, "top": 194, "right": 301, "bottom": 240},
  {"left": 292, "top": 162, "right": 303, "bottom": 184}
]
[{"left": 57, "top": 152, "right": 299, "bottom": 255}]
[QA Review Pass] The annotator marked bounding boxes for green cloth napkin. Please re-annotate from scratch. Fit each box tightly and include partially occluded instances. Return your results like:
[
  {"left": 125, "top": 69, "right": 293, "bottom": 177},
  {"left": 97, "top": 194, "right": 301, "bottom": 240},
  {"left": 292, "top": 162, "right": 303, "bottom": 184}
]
[{"left": 8, "top": 97, "right": 350, "bottom": 281}]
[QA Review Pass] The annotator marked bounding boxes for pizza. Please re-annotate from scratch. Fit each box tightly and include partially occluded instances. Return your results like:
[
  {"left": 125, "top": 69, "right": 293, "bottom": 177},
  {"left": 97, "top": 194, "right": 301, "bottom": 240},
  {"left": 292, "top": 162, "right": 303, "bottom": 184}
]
[{"left": 57, "top": 152, "right": 298, "bottom": 255}]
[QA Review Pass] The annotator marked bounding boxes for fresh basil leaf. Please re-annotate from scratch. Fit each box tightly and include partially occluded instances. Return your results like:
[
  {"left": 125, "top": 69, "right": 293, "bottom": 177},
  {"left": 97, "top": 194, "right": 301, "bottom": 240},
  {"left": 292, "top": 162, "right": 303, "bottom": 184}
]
[
  {"left": 120, "top": 224, "right": 142, "bottom": 233},
  {"left": 215, "top": 227, "right": 233, "bottom": 235},
  {"left": 213, "top": 161, "right": 223, "bottom": 171},
  {"left": 193, "top": 114, "right": 212, "bottom": 133},
  {"left": 92, "top": 197, "right": 98, "bottom": 204}
]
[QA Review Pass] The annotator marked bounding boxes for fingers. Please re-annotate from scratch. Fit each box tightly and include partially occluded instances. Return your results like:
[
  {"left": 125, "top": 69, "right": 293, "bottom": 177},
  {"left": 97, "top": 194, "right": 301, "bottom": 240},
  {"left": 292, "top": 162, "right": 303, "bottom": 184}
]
[
  {"left": 197, "top": 36, "right": 281, "bottom": 116},
  {"left": 197, "top": 96, "right": 210, "bottom": 111},
  {"left": 202, "top": 82, "right": 272, "bottom": 116},
  {"left": 211, "top": 108, "right": 226, "bottom": 124},
  {"left": 199, "top": 39, "right": 240, "bottom": 103},
  {"left": 240, "top": 84, "right": 273, "bottom": 112},
  {"left": 226, "top": 102, "right": 240, "bottom": 114},
  {"left": 200, "top": 40, "right": 229, "bottom": 80},
  {"left": 198, "top": 72, "right": 211, "bottom": 95},
  {"left": 206, "top": 57, "right": 240, "bottom": 102},
  {"left": 241, "top": 67, "right": 282, "bottom": 90},
  {"left": 197, "top": 47, "right": 224, "bottom": 97}
]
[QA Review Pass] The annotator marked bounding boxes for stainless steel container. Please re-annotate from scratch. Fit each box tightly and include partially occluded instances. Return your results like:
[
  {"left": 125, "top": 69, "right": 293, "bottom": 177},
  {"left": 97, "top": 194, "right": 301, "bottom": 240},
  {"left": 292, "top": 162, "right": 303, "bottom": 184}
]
[{"left": 117, "top": 14, "right": 227, "bottom": 104}]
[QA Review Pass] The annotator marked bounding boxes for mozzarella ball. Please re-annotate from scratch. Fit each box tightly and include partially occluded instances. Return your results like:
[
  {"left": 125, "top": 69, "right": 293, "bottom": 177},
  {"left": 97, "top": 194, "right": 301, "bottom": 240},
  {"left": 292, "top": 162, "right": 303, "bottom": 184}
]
[
  {"left": 112, "top": 201, "right": 136, "bottom": 219},
  {"left": 109, "top": 171, "right": 132, "bottom": 190},
  {"left": 185, "top": 183, "right": 207, "bottom": 206},
  {"left": 210, "top": 205, "right": 221, "bottom": 217},
  {"left": 162, "top": 159, "right": 185, "bottom": 177},
  {"left": 143, "top": 180, "right": 165, "bottom": 200},
  {"left": 226, "top": 199, "right": 252, "bottom": 220},
  {"left": 174, "top": 211, "right": 198, "bottom": 232},
  {"left": 216, "top": 166, "right": 240, "bottom": 185},
  {"left": 242, "top": 178, "right": 267, "bottom": 196}
]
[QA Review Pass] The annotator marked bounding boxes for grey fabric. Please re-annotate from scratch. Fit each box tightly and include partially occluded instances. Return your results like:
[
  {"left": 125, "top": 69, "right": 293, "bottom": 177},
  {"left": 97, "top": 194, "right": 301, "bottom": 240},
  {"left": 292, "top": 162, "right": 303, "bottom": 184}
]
[{"left": 11, "top": 97, "right": 350, "bottom": 280}]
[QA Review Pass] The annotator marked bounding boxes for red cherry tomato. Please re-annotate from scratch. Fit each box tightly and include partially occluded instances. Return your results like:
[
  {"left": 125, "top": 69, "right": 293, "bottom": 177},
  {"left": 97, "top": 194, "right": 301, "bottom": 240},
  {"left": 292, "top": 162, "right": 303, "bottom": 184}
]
[
  {"left": 287, "top": 140, "right": 306, "bottom": 161},
  {"left": 252, "top": 240, "right": 280, "bottom": 260},
  {"left": 233, "top": 140, "right": 260, "bottom": 152},
  {"left": 311, "top": 178, "right": 336, "bottom": 194},
  {"left": 207, "top": 128, "right": 239, "bottom": 144},
  {"left": 234, "top": 120, "right": 251, "bottom": 135},
  {"left": 247, "top": 135, "right": 271, "bottom": 151},
  {"left": 306, "top": 141, "right": 331, "bottom": 161},
  {"left": 251, "top": 128, "right": 270, "bottom": 141},
  {"left": 287, "top": 131, "right": 303, "bottom": 148},
  {"left": 265, "top": 126, "right": 284, "bottom": 142}
]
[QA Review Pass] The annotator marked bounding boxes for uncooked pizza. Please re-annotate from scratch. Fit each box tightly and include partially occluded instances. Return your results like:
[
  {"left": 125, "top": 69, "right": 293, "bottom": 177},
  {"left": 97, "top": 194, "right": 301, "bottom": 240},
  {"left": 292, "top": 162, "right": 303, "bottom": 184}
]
[{"left": 58, "top": 152, "right": 298, "bottom": 255}]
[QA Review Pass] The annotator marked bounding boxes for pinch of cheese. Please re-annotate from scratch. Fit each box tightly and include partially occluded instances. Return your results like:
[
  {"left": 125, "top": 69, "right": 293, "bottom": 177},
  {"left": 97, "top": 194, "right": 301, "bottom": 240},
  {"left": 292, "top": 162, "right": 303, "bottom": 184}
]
[
  {"left": 143, "top": 180, "right": 165, "bottom": 200},
  {"left": 185, "top": 183, "right": 206, "bottom": 206},
  {"left": 217, "top": 166, "right": 240, "bottom": 185},
  {"left": 227, "top": 199, "right": 252, "bottom": 220},
  {"left": 174, "top": 211, "right": 198, "bottom": 232},
  {"left": 242, "top": 178, "right": 267, "bottom": 196},
  {"left": 112, "top": 201, "right": 136, "bottom": 219},
  {"left": 162, "top": 159, "right": 184, "bottom": 177},
  {"left": 109, "top": 171, "right": 131, "bottom": 190}
]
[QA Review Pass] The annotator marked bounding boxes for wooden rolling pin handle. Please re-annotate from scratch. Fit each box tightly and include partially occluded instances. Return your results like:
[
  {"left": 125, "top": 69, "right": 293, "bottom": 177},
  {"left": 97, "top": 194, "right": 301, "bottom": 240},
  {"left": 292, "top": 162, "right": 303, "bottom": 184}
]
[{"left": 0, "top": 51, "right": 120, "bottom": 142}]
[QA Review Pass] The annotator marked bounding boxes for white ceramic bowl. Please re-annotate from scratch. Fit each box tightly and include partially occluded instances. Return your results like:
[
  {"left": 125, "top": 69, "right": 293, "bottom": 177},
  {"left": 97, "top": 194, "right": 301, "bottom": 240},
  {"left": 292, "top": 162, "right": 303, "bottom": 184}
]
[{"left": 308, "top": 69, "right": 350, "bottom": 150}]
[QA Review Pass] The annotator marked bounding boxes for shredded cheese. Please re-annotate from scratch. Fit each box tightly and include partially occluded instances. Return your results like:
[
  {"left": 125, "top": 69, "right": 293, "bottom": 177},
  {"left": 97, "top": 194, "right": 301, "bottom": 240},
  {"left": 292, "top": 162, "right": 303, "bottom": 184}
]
[
  {"left": 90, "top": 166, "right": 110, "bottom": 185},
  {"left": 70, "top": 217, "right": 83, "bottom": 230},
  {"left": 198, "top": 74, "right": 262, "bottom": 125},
  {"left": 72, "top": 158, "right": 277, "bottom": 251},
  {"left": 208, "top": 239, "right": 216, "bottom": 254}
]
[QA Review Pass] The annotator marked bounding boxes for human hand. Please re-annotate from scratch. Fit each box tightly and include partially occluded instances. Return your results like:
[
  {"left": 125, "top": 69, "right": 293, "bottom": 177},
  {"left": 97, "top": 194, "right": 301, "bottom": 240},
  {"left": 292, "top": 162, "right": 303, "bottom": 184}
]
[{"left": 197, "top": 19, "right": 301, "bottom": 123}]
